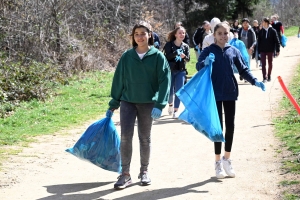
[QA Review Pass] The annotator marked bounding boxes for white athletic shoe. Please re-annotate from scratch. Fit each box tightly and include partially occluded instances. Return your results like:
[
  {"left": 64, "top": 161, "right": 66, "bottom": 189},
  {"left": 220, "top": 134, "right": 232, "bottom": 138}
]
[
  {"left": 222, "top": 156, "right": 236, "bottom": 178},
  {"left": 173, "top": 111, "right": 179, "bottom": 119},
  {"left": 168, "top": 106, "right": 173, "bottom": 115},
  {"left": 215, "top": 160, "right": 226, "bottom": 179}
]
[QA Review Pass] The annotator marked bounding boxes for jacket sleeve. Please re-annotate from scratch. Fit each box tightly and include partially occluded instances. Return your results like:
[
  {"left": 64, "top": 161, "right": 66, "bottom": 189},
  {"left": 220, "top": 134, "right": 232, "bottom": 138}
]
[
  {"left": 192, "top": 28, "right": 200, "bottom": 46},
  {"left": 184, "top": 32, "right": 190, "bottom": 46},
  {"left": 184, "top": 44, "right": 190, "bottom": 62},
  {"left": 155, "top": 53, "right": 171, "bottom": 110},
  {"left": 273, "top": 29, "right": 280, "bottom": 53},
  {"left": 196, "top": 46, "right": 210, "bottom": 71},
  {"left": 108, "top": 53, "right": 125, "bottom": 110},
  {"left": 234, "top": 49, "right": 257, "bottom": 85},
  {"left": 257, "top": 30, "right": 261, "bottom": 54},
  {"left": 251, "top": 29, "right": 256, "bottom": 47},
  {"left": 164, "top": 42, "right": 177, "bottom": 61}
]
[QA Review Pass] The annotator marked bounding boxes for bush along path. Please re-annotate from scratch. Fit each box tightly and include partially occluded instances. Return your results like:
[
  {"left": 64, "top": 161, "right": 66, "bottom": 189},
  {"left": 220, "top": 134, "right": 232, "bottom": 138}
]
[{"left": 0, "top": 36, "right": 300, "bottom": 200}]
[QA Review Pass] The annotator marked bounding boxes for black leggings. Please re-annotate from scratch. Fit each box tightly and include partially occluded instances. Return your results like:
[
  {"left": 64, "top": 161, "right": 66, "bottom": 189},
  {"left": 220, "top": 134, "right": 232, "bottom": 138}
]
[{"left": 214, "top": 101, "right": 236, "bottom": 155}]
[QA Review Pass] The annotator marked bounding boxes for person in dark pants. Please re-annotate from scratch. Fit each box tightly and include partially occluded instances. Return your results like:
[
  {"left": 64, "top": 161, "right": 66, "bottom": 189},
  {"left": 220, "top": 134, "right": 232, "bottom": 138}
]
[
  {"left": 257, "top": 17, "right": 280, "bottom": 82},
  {"left": 196, "top": 22, "right": 265, "bottom": 179},
  {"left": 108, "top": 21, "right": 170, "bottom": 189}
]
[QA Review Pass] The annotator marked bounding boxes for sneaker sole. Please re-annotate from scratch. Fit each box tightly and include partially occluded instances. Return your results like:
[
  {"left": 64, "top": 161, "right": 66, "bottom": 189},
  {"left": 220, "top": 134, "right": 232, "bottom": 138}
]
[
  {"left": 141, "top": 181, "right": 151, "bottom": 186},
  {"left": 216, "top": 174, "right": 225, "bottom": 179},
  {"left": 114, "top": 180, "right": 132, "bottom": 189}
]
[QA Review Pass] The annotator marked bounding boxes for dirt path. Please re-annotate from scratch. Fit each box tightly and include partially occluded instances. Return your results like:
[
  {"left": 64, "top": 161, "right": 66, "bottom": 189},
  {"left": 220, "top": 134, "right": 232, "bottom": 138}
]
[{"left": 1, "top": 37, "right": 300, "bottom": 200}]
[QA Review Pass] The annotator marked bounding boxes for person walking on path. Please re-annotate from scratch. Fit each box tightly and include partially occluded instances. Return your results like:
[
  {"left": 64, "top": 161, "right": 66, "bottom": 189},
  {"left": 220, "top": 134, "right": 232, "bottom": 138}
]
[
  {"left": 202, "top": 17, "right": 221, "bottom": 49},
  {"left": 192, "top": 20, "right": 211, "bottom": 59},
  {"left": 196, "top": 22, "right": 266, "bottom": 179},
  {"left": 152, "top": 31, "right": 161, "bottom": 49},
  {"left": 257, "top": 17, "right": 281, "bottom": 83},
  {"left": 108, "top": 21, "right": 171, "bottom": 189},
  {"left": 271, "top": 14, "right": 284, "bottom": 46},
  {"left": 202, "top": 18, "right": 234, "bottom": 50},
  {"left": 238, "top": 18, "right": 256, "bottom": 71},
  {"left": 164, "top": 26, "right": 190, "bottom": 118},
  {"left": 232, "top": 19, "right": 240, "bottom": 33},
  {"left": 252, "top": 20, "right": 261, "bottom": 68}
]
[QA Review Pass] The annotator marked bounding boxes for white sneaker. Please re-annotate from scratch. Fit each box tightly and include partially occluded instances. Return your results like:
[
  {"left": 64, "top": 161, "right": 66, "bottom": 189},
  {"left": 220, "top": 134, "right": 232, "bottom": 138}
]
[
  {"left": 173, "top": 111, "right": 179, "bottom": 119},
  {"left": 168, "top": 106, "right": 173, "bottom": 115},
  {"left": 215, "top": 160, "right": 226, "bottom": 179},
  {"left": 222, "top": 156, "right": 236, "bottom": 178}
]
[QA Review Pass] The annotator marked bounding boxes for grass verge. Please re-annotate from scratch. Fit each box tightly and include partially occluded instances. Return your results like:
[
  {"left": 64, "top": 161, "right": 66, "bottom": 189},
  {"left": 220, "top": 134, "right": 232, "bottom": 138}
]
[
  {"left": 274, "top": 64, "right": 300, "bottom": 199},
  {"left": 284, "top": 26, "right": 299, "bottom": 37},
  {"left": 0, "top": 71, "right": 113, "bottom": 148}
]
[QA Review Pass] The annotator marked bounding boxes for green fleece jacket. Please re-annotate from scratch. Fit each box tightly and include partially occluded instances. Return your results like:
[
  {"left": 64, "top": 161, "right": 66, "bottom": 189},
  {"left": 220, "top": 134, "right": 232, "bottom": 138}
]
[{"left": 108, "top": 46, "right": 171, "bottom": 111}]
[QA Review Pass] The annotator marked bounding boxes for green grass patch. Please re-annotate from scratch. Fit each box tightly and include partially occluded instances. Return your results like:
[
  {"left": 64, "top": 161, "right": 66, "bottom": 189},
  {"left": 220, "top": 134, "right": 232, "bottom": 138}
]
[
  {"left": 280, "top": 180, "right": 300, "bottom": 186},
  {"left": 284, "top": 26, "right": 299, "bottom": 37},
  {"left": 186, "top": 50, "right": 198, "bottom": 77},
  {"left": 275, "top": 64, "right": 300, "bottom": 198},
  {"left": 0, "top": 71, "right": 113, "bottom": 147},
  {"left": 274, "top": 65, "right": 300, "bottom": 167},
  {"left": 282, "top": 191, "right": 300, "bottom": 200}
]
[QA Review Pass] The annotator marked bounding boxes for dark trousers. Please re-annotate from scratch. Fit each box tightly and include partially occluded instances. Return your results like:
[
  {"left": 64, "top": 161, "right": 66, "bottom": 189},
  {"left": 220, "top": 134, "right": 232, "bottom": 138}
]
[
  {"left": 261, "top": 52, "right": 274, "bottom": 79},
  {"left": 120, "top": 101, "right": 154, "bottom": 173},
  {"left": 214, "top": 101, "right": 236, "bottom": 155}
]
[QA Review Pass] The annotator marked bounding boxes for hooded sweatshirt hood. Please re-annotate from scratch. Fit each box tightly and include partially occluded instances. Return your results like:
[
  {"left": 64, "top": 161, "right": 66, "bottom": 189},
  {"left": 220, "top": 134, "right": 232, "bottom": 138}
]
[{"left": 210, "top": 17, "right": 221, "bottom": 33}]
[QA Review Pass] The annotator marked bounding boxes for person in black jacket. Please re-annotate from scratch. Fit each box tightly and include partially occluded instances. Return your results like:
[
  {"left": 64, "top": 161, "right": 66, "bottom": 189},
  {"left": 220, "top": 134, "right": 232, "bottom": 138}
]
[
  {"left": 271, "top": 14, "right": 284, "bottom": 46},
  {"left": 164, "top": 26, "right": 190, "bottom": 118},
  {"left": 192, "top": 20, "right": 211, "bottom": 59},
  {"left": 257, "top": 17, "right": 280, "bottom": 82}
]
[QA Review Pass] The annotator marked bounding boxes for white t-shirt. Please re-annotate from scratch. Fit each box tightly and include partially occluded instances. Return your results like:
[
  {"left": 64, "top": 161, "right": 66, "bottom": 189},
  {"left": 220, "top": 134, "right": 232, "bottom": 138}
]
[{"left": 137, "top": 52, "right": 146, "bottom": 59}]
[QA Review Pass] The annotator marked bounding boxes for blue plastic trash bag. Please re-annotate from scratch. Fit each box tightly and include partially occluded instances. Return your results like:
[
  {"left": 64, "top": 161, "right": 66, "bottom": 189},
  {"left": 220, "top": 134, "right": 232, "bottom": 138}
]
[
  {"left": 230, "top": 38, "right": 250, "bottom": 72},
  {"left": 66, "top": 117, "right": 121, "bottom": 173},
  {"left": 176, "top": 53, "right": 225, "bottom": 142},
  {"left": 281, "top": 34, "right": 287, "bottom": 47}
]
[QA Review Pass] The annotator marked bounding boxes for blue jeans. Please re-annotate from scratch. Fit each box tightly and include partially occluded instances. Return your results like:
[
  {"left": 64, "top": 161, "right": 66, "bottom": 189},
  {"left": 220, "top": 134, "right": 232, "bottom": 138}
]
[{"left": 168, "top": 70, "right": 186, "bottom": 109}]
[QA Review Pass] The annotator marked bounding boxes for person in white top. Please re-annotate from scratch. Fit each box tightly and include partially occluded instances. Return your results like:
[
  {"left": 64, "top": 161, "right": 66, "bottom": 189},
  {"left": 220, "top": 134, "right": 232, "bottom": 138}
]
[{"left": 202, "top": 17, "right": 234, "bottom": 50}]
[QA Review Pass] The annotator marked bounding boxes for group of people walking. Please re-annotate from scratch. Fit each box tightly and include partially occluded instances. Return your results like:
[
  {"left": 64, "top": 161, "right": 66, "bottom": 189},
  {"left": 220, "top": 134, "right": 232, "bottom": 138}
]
[{"left": 106, "top": 14, "right": 283, "bottom": 189}]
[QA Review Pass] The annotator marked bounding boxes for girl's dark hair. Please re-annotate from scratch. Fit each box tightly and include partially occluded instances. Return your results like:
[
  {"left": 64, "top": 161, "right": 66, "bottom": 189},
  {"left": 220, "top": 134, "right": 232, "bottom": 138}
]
[
  {"left": 262, "top": 17, "right": 270, "bottom": 24},
  {"left": 167, "top": 26, "right": 186, "bottom": 42},
  {"left": 213, "top": 22, "right": 230, "bottom": 33},
  {"left": 130, "top": 21, "right": 154, "bottom": 47}
]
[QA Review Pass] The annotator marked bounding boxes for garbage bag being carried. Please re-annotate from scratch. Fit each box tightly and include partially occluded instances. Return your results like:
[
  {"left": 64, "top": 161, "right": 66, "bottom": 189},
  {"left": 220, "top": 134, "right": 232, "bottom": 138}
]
[
  {"left": 176, "top": 53, "right": 225, "bottom": 142},
  {"left": 230, "top": 38, "right": 250, "bottom": 73},
  {"left": 66, "top": 116, "right": 121, "bottom": 173},
  {"left": 281, "top": 34, "right": 287, "bottom": 47}
]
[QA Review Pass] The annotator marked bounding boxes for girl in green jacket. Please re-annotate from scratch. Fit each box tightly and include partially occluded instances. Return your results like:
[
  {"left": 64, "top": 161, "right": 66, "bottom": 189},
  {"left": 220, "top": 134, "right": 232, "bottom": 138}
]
[{"left": 107, "top": 21, "right": 171, "bottom": 189}]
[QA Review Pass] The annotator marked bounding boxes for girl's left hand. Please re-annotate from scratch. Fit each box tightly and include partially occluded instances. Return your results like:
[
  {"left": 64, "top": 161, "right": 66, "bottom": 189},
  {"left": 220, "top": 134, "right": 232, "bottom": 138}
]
[{"left": 180, "top": 53, "right": 186, "bottom": 58}]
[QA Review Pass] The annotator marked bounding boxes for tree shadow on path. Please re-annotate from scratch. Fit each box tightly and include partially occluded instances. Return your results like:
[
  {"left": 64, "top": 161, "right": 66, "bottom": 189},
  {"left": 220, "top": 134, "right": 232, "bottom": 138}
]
[{"left": 37, "top": 177, "right": 220, "bottom": 200}]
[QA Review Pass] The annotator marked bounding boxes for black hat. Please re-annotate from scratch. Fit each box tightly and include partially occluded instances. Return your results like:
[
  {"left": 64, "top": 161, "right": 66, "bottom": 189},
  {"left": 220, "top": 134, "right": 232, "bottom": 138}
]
[{"left": 242, "top": 18, "right": 250, "bottom": 23}]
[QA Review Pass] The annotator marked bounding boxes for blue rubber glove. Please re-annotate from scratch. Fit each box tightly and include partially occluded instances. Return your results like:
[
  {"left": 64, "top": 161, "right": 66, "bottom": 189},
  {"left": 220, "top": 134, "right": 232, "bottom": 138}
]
[
  {"left": 204, "top": 53, "right": 215, "bottom": 66},
  {"left": 151, "top": 108, "right": 162, "bottom": 119},
  {"left": 154, "top": 41, "right": 159, "bottom": 47},
  {"left": 175, "top": 55, "right": 182, "bottom": 62},
  {"left": 106, "top": 110, "right": 114, "bottom": 118},
  {"left": 195, "top": 46, "right": 201, "bottom": 54},
  {"left": 176, "top": 49, "right": 183, "bottom": 55},
  {"left": 255, "top": 81, "right": 266, "bottom": 91}
]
